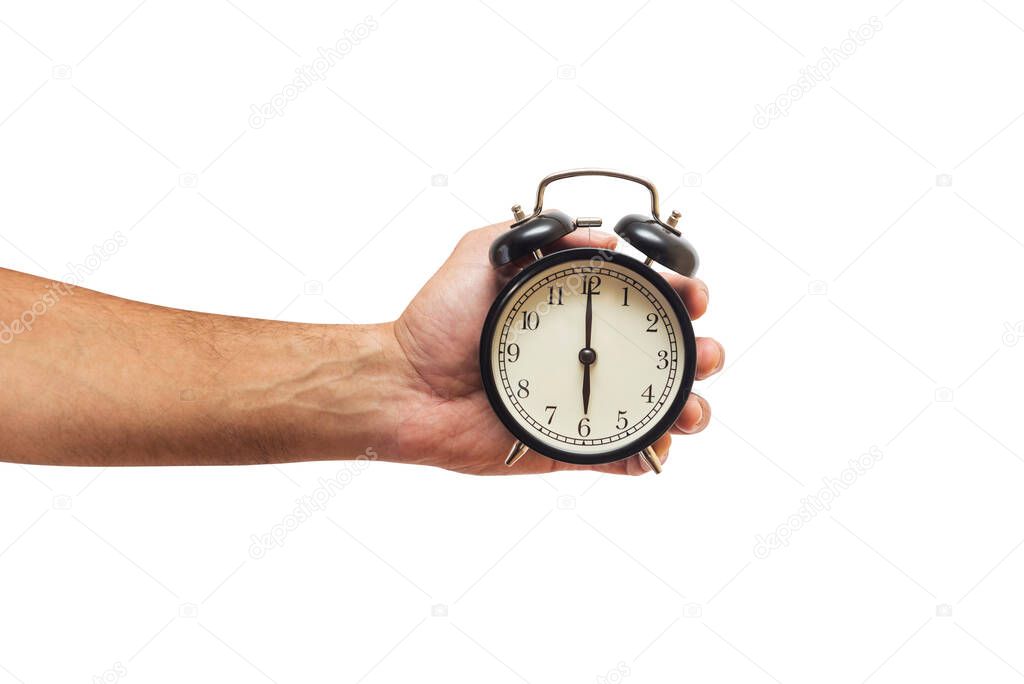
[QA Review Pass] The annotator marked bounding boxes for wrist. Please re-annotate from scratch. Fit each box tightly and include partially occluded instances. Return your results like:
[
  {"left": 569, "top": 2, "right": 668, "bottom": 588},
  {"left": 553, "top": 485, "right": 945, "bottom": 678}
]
[
  {"left": 295, "top": 321, "right": 418, "bottom": 462},
  {"left": 224, "top": 321, "right": 417, "bottom": 463}
]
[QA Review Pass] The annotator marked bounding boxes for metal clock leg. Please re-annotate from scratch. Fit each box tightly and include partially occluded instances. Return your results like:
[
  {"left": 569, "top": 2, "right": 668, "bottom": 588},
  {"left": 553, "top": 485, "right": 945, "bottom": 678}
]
[
  {"left": 505, "top": 440, "right": 529, "bottom": 467},
  {"left": 640, "top": 446, "right": 663, "bottom": 474}
]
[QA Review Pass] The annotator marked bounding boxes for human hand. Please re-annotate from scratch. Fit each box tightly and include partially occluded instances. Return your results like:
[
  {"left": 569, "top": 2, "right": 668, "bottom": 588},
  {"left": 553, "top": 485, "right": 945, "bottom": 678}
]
[
  {"left": 389, "top": 223, "right": 724, "bottom": 475},
  {"left": 0, "top": 224, "right": 718, "bottom": 471}
]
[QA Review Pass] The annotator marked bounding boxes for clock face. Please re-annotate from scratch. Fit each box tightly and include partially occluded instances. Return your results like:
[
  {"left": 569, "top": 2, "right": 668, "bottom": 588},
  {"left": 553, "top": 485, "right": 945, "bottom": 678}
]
[{"left": 480, "top": 248, "right": 696, "bottom": 465}]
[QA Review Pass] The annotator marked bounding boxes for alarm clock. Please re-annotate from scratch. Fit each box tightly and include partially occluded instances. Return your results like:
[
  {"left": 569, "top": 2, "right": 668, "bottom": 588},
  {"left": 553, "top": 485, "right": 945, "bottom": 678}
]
[{"left": 479, "top": 169, "right": 700, "bottom": 474}]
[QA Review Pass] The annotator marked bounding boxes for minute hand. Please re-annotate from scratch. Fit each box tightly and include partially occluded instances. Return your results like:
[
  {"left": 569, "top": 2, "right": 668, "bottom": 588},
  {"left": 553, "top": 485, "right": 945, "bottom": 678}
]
[
  {"left": 582, "top": 284, "right": 593, "bottom": 414},
  {"left": 585, "top": 284, "right": 593, "bottom": 349}
]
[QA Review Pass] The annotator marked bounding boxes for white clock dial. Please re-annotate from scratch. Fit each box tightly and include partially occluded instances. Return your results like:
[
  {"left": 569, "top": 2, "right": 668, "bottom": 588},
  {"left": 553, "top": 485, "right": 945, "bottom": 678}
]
[{"left": 487, "top": 253, "right": 689, "bottom": 458}]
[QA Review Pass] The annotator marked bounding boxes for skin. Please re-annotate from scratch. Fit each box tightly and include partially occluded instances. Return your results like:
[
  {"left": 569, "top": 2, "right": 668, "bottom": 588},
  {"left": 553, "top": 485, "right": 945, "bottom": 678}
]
[{"left": 0, "top": 222, "right": 722, "bottom": 475}]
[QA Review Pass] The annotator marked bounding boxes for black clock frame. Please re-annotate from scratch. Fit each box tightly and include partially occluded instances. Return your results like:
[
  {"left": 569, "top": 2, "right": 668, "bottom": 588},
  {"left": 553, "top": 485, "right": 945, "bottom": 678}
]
[{"left": 479, "top": 247, "right": 697, "bottom": 466}]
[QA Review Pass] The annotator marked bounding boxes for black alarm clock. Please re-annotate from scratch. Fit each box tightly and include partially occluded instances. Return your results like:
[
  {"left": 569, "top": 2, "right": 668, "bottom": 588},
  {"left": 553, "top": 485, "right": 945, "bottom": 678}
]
[{"left": 479, "top": 169, "right": 699, "bottom": 474}]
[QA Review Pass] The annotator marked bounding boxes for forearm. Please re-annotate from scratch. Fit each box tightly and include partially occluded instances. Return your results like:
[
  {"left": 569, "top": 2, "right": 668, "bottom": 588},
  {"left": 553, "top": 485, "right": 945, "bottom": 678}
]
[{"left": 0, "top": 268, "right": 408, "bottom": 466}]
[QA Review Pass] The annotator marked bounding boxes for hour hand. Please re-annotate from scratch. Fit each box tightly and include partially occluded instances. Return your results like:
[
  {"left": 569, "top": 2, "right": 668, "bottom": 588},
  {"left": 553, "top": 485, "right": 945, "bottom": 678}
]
[
  {"left": 582, "top": 364, "right": 590, "bottom": 414},
  {"left": 579, "top": 346, "right": 596, "bottom": 414}
]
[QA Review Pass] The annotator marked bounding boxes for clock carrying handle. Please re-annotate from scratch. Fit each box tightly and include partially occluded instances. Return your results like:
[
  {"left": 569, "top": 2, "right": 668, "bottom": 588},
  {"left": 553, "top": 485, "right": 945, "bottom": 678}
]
[
  {"left": 496, "top": 168, "right": 698, "bottom": 277},
  {"left": 522, "top": 168, "right": 681, "bottom": 236}
]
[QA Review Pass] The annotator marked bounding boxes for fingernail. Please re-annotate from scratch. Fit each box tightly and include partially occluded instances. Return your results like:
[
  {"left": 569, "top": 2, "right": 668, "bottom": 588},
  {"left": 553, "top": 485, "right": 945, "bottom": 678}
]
[
  {"left": 682, "top": 396, "right": 710, "bottom": 434},
  {"left": 714, "top": 342, "right": 725, "bottom": 373},
  {"left": 699, "top": 281, "right": 709, "bottom": 308},
  {"left": 696, "top": 396, "right": 711, "bottom": 430}
]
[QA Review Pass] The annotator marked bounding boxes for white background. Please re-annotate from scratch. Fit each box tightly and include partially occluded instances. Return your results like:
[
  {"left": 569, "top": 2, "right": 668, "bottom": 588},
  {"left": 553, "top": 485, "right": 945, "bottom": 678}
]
[{"left": 2, "top": 1, "right": 1024, "bottom": 682}]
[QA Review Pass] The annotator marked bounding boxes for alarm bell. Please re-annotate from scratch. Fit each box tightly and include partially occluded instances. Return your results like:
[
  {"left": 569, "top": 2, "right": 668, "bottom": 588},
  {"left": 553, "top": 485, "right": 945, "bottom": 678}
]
[
  {"left": 613, "top": 213, "right": 699, "bottom": 277},
  {"left": 489, "top": 209, "right": 574, "bottom": 267},
  {"left": 492, "top": 168, "right": 698, "bottom": 277}
]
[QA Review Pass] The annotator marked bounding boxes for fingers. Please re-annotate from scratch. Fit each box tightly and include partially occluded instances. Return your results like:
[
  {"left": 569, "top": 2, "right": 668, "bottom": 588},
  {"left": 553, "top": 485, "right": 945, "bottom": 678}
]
[
  {"left": 660, "top": 272, "right": 709, "bottom": 320},
  {"left": 467, "top": 223, "right": 616, "bottom": 255},
  {"left": 454, "top": 222, "right": 513, "bottom": 267},
  {"left": 635, "top": 433, "right": 672, "bottom": 474},
  {"left": 696, "top": 337, "right": 725, "bottom": 380},
  {"left": 465, "top": 221, "right": 513, "bottom": 247},
  {"left": 671, "top": 392, "right": 710, "bottom": 435},
  {"left": 546, "top": 228, "right": 618, "bottom": 252},
  {"left": 493, "top": 227, "right": 619, "bottom": 274},
  {"left": 579, "top": 375, "right": 716, "bottom": 478}
]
